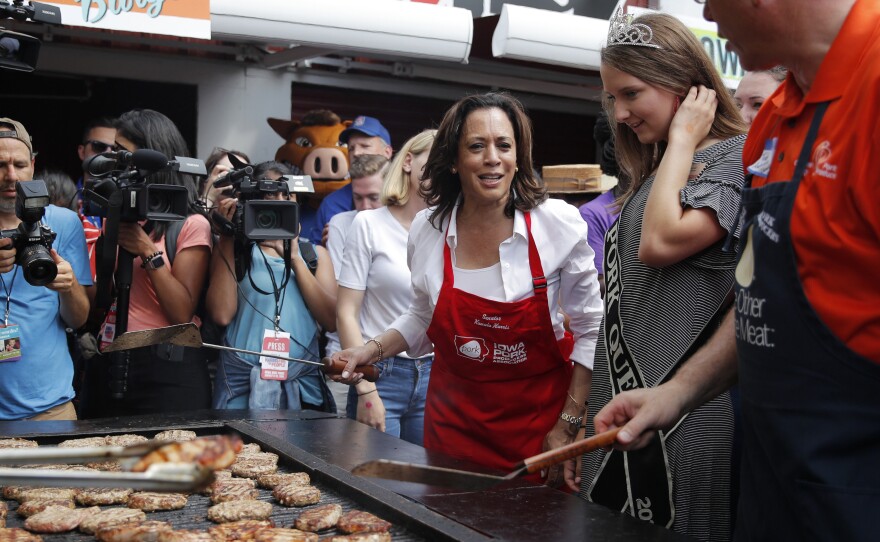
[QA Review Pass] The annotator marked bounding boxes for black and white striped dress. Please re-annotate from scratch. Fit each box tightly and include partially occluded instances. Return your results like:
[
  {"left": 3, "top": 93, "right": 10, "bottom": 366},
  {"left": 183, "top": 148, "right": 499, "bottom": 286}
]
[{"left": 580, "top": 135, "right": 747, "bottom": 542}]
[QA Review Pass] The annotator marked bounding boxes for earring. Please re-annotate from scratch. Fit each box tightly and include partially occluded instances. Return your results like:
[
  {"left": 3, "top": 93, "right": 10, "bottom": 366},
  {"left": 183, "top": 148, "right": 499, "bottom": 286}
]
[
  {"left": 451, "top": 167, "right": 457, "bottom": 174},
  {"left": 515, "top": 167, "right": 519, "bottom": 173}
]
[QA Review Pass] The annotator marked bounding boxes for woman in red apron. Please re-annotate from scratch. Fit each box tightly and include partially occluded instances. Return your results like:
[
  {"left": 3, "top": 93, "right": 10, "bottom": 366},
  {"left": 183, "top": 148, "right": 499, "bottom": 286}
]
[{"left": 333, "top": 93, "right": 604, "bottom": 486}]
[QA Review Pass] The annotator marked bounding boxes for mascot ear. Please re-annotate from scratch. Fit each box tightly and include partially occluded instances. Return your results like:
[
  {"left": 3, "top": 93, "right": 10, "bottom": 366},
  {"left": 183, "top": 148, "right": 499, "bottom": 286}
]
[
  {"left": 342, "top": 120, "right": 353, "bottom": 128},
  {"left": 267, "top": 118, "right": 300, "bottom": 139}
]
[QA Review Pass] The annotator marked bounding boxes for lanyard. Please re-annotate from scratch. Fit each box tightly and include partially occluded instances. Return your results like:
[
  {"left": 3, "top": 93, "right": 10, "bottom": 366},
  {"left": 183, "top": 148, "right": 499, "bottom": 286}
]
[
  {"left": 248, "top": 242, "right": 291, "bottom": 332},
  {"left": 0, "top": 267, "right": 19, "bottom": 326}
]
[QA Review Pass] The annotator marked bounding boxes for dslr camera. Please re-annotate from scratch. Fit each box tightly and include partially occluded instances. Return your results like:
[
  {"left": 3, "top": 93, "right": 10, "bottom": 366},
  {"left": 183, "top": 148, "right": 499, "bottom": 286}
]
[
  {"left": 83, "top": 149, "right": 205, "bottom": 223},
  {"left": 0, "top": 180, "right": 58, "bottom": 286},
  {"left": 212, "top": 158, "right": 306, "bottom": 241}
]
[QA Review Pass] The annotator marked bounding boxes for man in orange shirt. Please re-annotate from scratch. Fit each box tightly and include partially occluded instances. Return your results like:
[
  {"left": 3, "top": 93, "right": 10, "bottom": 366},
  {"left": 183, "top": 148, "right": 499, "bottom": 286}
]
[{"left": 588, "top": 1, "right": 880, "bottom": 539}]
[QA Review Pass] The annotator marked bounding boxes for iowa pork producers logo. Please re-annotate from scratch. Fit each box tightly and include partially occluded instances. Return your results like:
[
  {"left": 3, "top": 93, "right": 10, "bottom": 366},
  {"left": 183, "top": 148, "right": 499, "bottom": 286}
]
[{"left": 454, "top": 336, "right": 488, "bottom": 362}]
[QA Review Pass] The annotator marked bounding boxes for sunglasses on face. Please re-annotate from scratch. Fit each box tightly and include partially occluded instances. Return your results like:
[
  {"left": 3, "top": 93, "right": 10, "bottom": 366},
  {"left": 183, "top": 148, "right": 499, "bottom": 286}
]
[{"left": 85, "top": 139, "right": 119, "bottom": 153}]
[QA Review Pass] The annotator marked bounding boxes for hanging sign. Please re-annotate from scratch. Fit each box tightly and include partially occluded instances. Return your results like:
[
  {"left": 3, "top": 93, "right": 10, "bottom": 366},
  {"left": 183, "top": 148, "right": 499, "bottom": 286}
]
[{"left": 42, "top": 0, "right": 211, "bottom": 40}]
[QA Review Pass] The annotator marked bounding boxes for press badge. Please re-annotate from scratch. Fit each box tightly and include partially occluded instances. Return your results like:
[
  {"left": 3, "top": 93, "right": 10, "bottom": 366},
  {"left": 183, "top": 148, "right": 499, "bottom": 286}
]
[
  {"left": 99, "top": 300, "right": 118, "bottom": 352},
  {"left": 747, "top": 137, "right": 777, "bottom": 177},
  {"left": 0, "top": 324, "right": 22, "bottom": 362},
  {"left": 260, "top": 329, "right": 290, "bottom": 381}
]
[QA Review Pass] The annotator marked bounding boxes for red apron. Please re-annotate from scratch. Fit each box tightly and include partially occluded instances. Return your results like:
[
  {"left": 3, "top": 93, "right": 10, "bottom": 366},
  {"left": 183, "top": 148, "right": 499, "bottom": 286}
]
[{"left": 424, "top": 212, "right": 573, "bottom": 474}]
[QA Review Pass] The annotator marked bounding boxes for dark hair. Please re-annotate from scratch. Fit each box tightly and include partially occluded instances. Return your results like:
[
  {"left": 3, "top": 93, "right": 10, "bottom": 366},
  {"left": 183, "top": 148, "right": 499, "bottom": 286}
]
[
  {"left": 202, "top": 147, "right": 250, "bottom": 196},
  {"left": 39, "top": 169, "right": 78, "bottom": 212},
  {"left": 252, "top": 160, "right": 291, "bottom": 180},
  {"left": 300, "top": 110, "right": 341, "bottom": 127},
  {"left": 421, "top": 92, "right": 546, "bottom": 230},
  {"left": 205, "top": 147, "right": 250, "bottom": 178},
  {"left": 80, "top": 117, "right": 116, "bottom": 143},
  {"left": 593, "top": 112, "right": 631, "bottom": 198},
  {"left": 115, "top": 109, "right": 196, "bottom": 240}
]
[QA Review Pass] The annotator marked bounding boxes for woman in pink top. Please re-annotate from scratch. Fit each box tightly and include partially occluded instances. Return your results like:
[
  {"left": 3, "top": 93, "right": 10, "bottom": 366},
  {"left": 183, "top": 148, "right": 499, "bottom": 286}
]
[{"left": 81, "top": 109, "right": 213, "bottom": 418}]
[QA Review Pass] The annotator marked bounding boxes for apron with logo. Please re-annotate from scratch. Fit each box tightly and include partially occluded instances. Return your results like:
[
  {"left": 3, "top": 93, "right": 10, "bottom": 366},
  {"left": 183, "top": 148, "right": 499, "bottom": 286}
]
[
  {"left": 424, "top": 212, "right": 572, "bottom": 475},
  {"left": 734, "top": 100, "right": 880, "bottom": 541}
]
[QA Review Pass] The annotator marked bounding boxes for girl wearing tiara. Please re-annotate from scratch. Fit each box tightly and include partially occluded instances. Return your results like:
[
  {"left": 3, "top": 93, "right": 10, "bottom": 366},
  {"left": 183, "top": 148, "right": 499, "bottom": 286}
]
[{"left": 572, "top": 11, "right": 747, "bottom": 541}]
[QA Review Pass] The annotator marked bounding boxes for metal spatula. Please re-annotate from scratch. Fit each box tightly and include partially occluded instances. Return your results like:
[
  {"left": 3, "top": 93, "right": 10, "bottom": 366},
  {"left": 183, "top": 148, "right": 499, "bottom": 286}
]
[
  {"left": 103, "top": 323, "right": 378, "bottom": 381},
  {"left": 352, "top": 428, "right": 621, "bottom": 491}
]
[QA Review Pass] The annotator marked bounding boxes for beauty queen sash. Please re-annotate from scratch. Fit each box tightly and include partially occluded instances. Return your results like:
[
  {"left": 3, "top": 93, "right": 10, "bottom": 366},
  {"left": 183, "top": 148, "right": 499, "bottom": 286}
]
[{"left": 587, "top": 217, "right": 676, "bottom": 528}]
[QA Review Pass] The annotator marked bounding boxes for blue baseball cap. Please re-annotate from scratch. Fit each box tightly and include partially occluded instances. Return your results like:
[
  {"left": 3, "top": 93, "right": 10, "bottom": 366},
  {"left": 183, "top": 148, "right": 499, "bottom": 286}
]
[{"left": 340, "top": 116, "right": 391, "bottom": 147}]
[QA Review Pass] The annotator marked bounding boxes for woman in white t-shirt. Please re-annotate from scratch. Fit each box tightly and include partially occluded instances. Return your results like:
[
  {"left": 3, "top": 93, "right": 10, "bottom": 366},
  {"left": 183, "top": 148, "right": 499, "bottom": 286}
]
[{"left": 336, "top": 130, "right": 436, "bottom": 445}]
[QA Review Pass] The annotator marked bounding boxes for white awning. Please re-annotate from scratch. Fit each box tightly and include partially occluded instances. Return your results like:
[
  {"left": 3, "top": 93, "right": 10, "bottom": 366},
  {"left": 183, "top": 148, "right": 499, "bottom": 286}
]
[
  {"left": 492, "top": 4, "right": 608, "bottom": 71},
  {"left": 211, "top": 0, "right": 474, "bottom": 64}
]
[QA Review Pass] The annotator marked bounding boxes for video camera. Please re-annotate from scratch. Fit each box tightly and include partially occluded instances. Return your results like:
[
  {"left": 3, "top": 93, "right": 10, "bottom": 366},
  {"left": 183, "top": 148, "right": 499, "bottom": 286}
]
[
  {"left": 0, "top": 1, "right": 62, "bottom": 72},
  {"left": 211, "top": 155, "right": 308, "bottom": 241},
  {"left": 82, "top": 148, "right": 206, "bottom": 223},
  {"left": 0, "top": 180, "right": 58, "bottom": 286}
]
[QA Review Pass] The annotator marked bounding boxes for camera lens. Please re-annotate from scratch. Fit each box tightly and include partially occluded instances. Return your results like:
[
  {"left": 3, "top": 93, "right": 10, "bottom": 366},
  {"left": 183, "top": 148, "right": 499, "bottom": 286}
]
[
  {"left": 148, "top": 190, "right": 170, "bottom": 214},
  {"left": 19, "top": 244, "right": 57, "bottom": 286},
  {"left": 255, "top": 209, "right": 280, "bottom": 230}
]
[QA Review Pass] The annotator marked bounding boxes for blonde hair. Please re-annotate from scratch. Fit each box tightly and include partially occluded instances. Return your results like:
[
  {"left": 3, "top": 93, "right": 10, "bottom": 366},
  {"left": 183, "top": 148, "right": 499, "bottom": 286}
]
[
  {"left": 602, "top": 13, "right": 747, "bottom": 203},
  {"left": 381, "top": 129, "right": 437, "bottom": 207}
]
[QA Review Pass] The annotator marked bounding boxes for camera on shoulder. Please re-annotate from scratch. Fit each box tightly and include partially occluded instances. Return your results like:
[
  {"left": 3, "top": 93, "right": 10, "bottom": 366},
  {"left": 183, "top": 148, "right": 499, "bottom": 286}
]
[
  {"left": 0, "top": 1, "right": 62, "bottom": 72},
  {"left": 82, "top": 148, "right": 205, "bottom": 223},
  {"left": 211, "top": 155, "right": 309, "bottom": 241}
]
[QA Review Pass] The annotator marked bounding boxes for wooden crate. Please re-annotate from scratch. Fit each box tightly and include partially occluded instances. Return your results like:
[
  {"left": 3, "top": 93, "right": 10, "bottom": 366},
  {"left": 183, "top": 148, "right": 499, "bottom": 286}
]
[{"left": 542, "top": 164, "right": 613, "bottom": 193}]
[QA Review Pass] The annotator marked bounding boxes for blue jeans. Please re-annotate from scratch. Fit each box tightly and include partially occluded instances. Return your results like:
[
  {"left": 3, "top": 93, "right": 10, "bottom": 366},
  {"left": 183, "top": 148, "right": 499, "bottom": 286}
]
[
  {"left": 213, "top": 349, "right": 335, "bottom": 412},
  {"left": 346, "top": 356, "right": 432, "bottom": 446}
]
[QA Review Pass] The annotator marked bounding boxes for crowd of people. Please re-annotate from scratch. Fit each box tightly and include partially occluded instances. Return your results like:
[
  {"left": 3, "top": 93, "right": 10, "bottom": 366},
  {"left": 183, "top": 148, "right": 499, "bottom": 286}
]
[{"left": 1, "top": 0, "right": 876, "bottom": 540}]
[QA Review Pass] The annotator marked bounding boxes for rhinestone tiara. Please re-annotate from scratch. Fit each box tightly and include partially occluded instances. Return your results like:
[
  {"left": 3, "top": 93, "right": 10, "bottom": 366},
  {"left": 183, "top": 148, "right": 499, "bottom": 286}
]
[{"left": 606, "top": 8, "right": 661, "bottom": 49}]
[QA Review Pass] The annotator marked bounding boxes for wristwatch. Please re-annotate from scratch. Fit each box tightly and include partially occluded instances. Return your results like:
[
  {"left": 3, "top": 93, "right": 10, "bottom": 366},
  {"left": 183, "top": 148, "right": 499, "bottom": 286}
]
[{"left": 141, "top": 251, "right": 165, "bottom": 270}]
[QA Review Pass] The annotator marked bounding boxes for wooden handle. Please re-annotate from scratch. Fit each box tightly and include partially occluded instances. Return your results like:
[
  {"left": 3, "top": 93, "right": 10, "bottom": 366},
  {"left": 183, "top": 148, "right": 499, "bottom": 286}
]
[
  {"left": 521, "top": 428, "right": 621, "bottom": 475},
  {"left": 321, "top": 358, "right": 379, "bottom": 382}
]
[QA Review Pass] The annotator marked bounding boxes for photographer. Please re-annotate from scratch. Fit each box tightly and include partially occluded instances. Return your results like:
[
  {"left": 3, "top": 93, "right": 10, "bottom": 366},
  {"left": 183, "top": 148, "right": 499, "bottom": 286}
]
[
  {"left": 207, "top": 161, "right": 337, "bottom": 411},
  {"left": 81, "top": 109, "right": 213, "bottom": 418},
  {"left": 0, "top": 117, "right": 91, "bottom": 421}
]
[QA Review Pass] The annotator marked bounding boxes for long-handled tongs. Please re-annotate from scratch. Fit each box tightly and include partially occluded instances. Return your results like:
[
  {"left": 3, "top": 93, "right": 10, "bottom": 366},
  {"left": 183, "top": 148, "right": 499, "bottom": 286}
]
[
  {"left": 0, "top": 440, "right": 214, "bottom": 492},
  {"left": 103, "top": 323, "right": 379, "bottom": 381}
]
